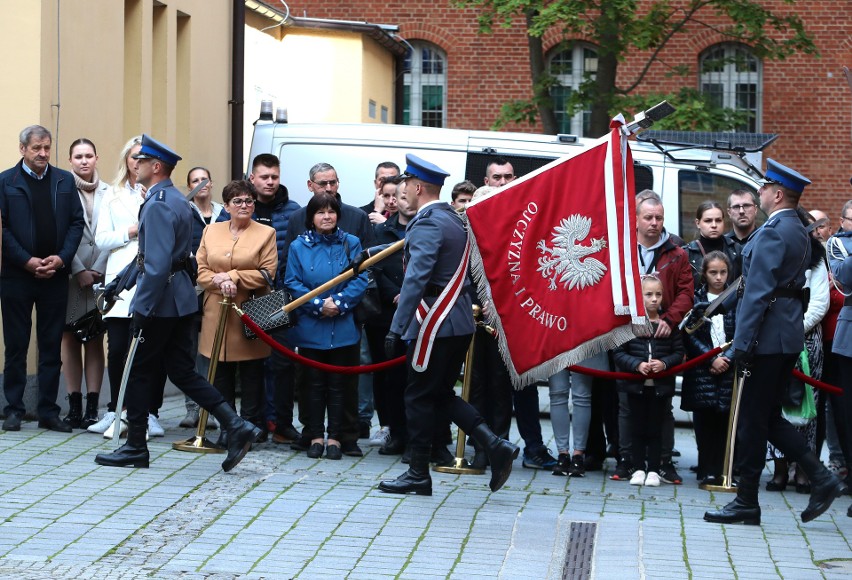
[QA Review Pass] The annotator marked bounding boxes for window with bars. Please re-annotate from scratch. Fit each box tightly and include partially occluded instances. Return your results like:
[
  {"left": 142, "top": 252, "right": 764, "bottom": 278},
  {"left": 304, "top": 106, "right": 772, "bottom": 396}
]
[
  {"left": 699, "top": 44, "right": 762, "bottom": 132},
  {"left": 403, "top": 41, "right": 447, "bottom": 128},
  {"left": 548, "top": 44, "right": 598, "bottom": 136}
]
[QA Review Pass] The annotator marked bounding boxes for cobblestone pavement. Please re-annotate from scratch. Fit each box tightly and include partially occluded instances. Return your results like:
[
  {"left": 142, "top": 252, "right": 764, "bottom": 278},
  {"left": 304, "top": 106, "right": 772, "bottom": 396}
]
[{"left": 0, "top": 395, "right": 850, "bottom": 579}]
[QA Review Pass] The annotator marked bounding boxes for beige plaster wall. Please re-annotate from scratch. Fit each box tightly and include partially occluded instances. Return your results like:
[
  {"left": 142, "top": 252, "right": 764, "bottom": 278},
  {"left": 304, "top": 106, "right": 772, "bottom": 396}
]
[{"left": 0, "top": 0, "right": 232, "bottom": 375}]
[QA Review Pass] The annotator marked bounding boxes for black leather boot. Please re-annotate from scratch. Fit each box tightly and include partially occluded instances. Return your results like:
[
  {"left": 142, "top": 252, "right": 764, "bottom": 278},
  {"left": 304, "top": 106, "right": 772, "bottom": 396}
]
[
  {"left": 81, "top": 392, "right": 100, "bottom": 429},
  {"left": 704, "top": 480, "right": 761, "bottom": 525},
  {"left": 63, "top": 392, "right": 83, "bottom": 429},
  {"left": 470, "top": 423, "right": 520, "bottom": 492},
  {"left": 378, "top": 447, "right": 432, "bottom": 496},
  {"left": 209, "top": 402, "right": 261, "bottom": 472},
  {"left": 798, "top": 452, "right": 848, "bottom": 522},
  {"left": 470, "top": 439, "right": 489, "bottom": 470},
  {"left": 430, "top": 444, "right": 455, "bottom": 466},
  {"left": 95, "top": 422, "right": 149, "bottom": 468}
]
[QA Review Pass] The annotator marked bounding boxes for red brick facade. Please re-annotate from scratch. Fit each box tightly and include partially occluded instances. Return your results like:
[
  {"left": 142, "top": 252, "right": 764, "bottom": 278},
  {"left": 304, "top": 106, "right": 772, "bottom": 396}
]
[{"left": 283, "top": 1, "right": 852, "bottom": 215}]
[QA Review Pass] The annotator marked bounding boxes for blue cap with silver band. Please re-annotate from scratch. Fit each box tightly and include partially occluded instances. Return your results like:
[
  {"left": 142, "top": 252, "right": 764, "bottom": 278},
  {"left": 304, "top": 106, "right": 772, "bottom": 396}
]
[
  {"left": 399, "top": 153, "right": 451, "bottom": 186},
  {"left": 132, "top": 134, "right": 182, "bottom": 166},
  {"left": 761, "top": 158, "right": 810, "bottom": 194}
]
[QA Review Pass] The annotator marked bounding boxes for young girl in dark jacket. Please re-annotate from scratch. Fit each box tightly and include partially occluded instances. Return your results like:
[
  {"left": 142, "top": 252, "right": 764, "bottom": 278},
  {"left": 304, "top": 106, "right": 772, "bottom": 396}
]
[
  {"left": 613, "top": 275, "right": 685, "bottom": 487},
  {"left": 680, "top": 251, "right": 736, "bottom": 486}
]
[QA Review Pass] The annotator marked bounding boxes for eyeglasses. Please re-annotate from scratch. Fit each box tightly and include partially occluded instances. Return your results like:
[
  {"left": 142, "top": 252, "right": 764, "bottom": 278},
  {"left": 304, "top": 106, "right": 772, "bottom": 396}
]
[
  {"left": 312, "top": 179, "right": 339, "bottom": 187},
  {"left": 729, "top": 203, "right": 756, "bottom": 212},
  {"left": 841, "top": 215, "right": 852, "bottom": 223},
  {"left": 230, "top": 198, "right": 255, "bottom": 207}
]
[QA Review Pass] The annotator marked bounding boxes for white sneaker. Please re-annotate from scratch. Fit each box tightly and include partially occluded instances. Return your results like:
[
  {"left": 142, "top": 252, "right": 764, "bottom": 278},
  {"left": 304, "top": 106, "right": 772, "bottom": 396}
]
[
  {"left": 369, "top": 426, "right": 391, "bottom": 447},
  {"left": 87, "top": 411, "right": 116, "bottom": 434},
  {"left": 644, "top": 472, "right": 661, "bottom": 487},
  {"left": 630, "top": 470, "right": 646, "bottom": 486},
  {"left": 103, "top": 411, "right": 128, "bottom": 439},
  {"left": 147, "top": 414, "right": 165, "bottom": 437}
]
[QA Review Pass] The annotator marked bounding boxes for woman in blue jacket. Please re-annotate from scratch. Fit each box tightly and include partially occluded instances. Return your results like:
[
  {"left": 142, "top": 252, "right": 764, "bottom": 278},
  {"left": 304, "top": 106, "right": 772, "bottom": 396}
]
[{"left": 285, "top": 193, "right": 368, "bottom": 460}]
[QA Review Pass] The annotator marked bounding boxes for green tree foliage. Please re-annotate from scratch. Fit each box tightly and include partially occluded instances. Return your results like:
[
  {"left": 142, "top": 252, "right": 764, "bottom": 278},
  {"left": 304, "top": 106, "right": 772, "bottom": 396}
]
[{"left": 455, "top": 0, "right": 817, "bottom": 135}]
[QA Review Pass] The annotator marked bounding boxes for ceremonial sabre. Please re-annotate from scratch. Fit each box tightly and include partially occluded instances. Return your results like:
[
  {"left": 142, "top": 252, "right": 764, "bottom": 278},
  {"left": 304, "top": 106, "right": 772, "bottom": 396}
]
[
  {"left": 111, "top": 329, "right": 143, "bottom": 445},
  {"left": 701, "top": 358, "right": 746, "bottom": 493}
]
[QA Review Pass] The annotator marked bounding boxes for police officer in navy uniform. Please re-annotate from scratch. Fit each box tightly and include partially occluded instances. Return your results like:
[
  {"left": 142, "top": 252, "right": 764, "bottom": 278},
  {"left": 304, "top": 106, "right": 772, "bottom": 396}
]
[
  {"left": 704, "top": 159, "right": 846, "bottom": 525},
  {"left": 378, "top": 154, "right": 519, "bottom": 496},
  {"left": 95, "top": 135, "right": 260, "bottom": 472}
]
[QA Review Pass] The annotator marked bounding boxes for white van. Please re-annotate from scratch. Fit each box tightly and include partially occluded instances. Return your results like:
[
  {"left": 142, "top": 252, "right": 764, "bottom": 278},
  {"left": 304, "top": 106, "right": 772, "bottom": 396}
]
[{"left": 247, "top": 117, "right": 775, "bottom": 239}]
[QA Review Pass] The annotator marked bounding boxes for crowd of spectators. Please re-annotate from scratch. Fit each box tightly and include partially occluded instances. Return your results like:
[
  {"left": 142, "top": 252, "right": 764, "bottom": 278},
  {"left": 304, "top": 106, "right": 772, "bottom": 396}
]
[{"left": 1, "top": 128, "right": 850, "bottom": 500}]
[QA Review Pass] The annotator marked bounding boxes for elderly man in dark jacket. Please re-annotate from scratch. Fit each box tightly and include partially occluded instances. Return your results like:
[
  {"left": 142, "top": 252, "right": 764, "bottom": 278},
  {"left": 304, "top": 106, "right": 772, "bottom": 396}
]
[{"left": 0, "top": 125, "right": 85, "bottom": 433}]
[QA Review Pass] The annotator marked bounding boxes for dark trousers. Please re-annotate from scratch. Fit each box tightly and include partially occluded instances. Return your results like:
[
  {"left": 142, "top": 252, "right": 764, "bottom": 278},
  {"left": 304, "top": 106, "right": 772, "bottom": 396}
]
[
  {"left": 301, "top": 344, "right": 359, "bottom": 441},
  {"left": 469, "top": 328, "right": 513, "bottom": 439},
  {"left": 105, "top": 317, "right": 165, "bottom": 414},
  {"left": 586, "top": 376, "right": 619, "bottom": 462},
  {"left": 124, "top": 316, "right": 224, "bottom": 426},
  {"left": 513, "top": 384, "right": 544, "bottom": 453},
  {"left": 213, "top": 359, "right": 265, "bottom": 427},
  {"left": 831, "top": 354, "right": 852, "bottom": 473},
  {"left": 1, "top": 275, "right": 67, "bottom": 419},
  {"left": 265, "top": 326, "right": 296, "bottom": 428},
  {"left": 365, "top": 323, "right": 392, "bottom": 426},
  {"left": 736, "top": 354, "right": 810, "bottom": 486},
  {"left": 619, "top": 392, "right": 674, "bottom": 464},
  {"left": 627, "top": 389, "right": 669, "bottom": 472},
  {"left": 405, "top": 334, "right": 481, "bottom": 450},
  {"left": 693, "top": 408, "right": 728, "bottom": 478}
]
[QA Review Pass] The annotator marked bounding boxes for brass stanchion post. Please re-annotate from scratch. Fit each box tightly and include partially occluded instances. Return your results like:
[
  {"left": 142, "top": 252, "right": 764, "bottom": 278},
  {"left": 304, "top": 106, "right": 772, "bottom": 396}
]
[
  {"left": 173, "top": 296, "right": 231, "bottom": 453},
  {"left": 435, "top": 305, "right": 487, "bottom": 475},
  {"left": 699, "top": 364, "right": 747, "bottom": 492}
]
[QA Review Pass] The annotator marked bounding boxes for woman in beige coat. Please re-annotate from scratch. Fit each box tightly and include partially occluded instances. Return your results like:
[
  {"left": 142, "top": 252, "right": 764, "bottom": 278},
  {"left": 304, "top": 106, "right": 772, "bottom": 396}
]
[{"left": 197, "top": 180, "right": 277, "bottom": 444}]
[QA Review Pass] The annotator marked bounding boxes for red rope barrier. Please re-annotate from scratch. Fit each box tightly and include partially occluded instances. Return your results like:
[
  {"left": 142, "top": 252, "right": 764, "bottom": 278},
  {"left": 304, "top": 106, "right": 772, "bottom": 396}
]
[
  {"left": 568, "top": 346, "right": 842, "bottom": 395},
  {"left": 241, "top": 311, "right": 844, "bottom": 394},
  {"left": 240, "top": 313, "right": 406, "bottom": 375},
  {"left": 792, "top": 369, "right": 843, "bottom": 395},
  {"left": 568, "top": 344, "right": 726, "bottom": 381}
]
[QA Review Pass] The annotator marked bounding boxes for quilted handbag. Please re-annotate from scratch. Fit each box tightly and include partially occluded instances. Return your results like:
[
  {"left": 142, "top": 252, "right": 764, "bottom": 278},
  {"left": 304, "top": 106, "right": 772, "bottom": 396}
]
[{"left": 241, "top": 270, "right": 296, "bottom": 339}]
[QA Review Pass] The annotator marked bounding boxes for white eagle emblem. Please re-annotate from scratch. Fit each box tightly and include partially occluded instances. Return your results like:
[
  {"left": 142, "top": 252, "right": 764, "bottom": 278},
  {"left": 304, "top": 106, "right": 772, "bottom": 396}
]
[{"left": 537, "top": 215, "right": 608, "bottom": 291}]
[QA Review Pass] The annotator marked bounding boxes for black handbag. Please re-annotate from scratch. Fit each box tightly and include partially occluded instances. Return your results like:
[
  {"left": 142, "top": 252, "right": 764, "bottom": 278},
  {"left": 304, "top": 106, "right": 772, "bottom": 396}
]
[
  {"left": 241, "top": 270, "right": 296, "bottom": 339},
  {"left": 354, "top": 271, "right": 382, "bottom": 325},
  {"left": 71, "top": 309, "right": 107, "bottom": 344}
]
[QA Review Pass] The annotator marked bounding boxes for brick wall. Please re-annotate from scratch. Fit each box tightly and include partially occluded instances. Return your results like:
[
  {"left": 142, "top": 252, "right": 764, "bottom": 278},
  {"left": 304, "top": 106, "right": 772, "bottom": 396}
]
[{"left": 283, "top": 1, "right": 852, "bottom": 215}]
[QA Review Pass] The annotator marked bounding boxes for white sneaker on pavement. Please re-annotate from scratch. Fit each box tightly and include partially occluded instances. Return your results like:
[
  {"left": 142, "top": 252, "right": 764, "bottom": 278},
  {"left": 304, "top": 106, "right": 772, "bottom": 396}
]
[
  {"left": 88, "top": 411, "right": 116, "bottom": 434},
  {"left": 630, "top": 470, "right": 646, "bottom": 486},
  {"left": 103, "top": 411, "right": 128, "bottom": 439},
  {"left": 147, "top": 414, "right": 165, "bottom": 437},
  {"left": 369, "top": 426, "right": 391, "bottom": 447},
  {"left": 644, "top": 472, "right": 661, "bottom": 487}
]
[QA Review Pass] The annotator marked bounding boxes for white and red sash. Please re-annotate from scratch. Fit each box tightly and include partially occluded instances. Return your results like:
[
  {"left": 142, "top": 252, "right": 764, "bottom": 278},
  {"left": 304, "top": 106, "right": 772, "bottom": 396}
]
[{"left": 411, "top": 238, "right": 471, "bottom": 372}]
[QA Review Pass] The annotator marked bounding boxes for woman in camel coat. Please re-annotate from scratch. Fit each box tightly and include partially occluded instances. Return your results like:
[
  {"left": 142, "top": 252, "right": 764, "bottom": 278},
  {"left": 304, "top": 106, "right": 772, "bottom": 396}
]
[{"left": 197, "top": 180, "right": 277, "bottom": 440}]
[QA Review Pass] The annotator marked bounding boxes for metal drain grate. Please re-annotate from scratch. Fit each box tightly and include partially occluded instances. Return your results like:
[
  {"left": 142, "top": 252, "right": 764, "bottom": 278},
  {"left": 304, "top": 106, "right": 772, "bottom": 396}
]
[{"left": 562, "top": 522, "right": 597, "bottom": 580}]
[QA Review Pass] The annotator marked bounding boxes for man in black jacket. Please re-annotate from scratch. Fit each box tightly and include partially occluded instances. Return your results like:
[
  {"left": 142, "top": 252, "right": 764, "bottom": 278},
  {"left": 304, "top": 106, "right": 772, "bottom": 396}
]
[{"left": 0, "top": 125, "right": 85, "bottom": 432}]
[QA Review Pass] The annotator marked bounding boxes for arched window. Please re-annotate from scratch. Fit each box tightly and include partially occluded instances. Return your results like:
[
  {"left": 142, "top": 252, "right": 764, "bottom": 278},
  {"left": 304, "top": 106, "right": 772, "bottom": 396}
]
[
  {"left": 699, "top": 44, "right": 762, "bottom": 132},
  {"left": 403, "top": 41, "right": 447, "bottom": 128},
  {"left": 548, "top": 44, "right": 598, "bottom": 136}
]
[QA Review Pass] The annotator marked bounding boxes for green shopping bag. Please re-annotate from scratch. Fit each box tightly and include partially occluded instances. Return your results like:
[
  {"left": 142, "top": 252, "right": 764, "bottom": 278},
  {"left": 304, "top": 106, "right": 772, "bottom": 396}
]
[{"left": 783, "top": 349, "right": 816, "bottom": 427}]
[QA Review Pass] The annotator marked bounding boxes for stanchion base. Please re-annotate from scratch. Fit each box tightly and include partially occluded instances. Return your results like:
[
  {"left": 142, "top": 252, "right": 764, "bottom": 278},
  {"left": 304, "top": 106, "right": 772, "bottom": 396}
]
[
  {"left": 699, "top": 482, "right": 737, "bottom": 493},
  {"left": 172, "top": 436, "right": 225, "bottom": 454},
  {"left": 433, "top": 457, "right": 486, "bottom": 475}
]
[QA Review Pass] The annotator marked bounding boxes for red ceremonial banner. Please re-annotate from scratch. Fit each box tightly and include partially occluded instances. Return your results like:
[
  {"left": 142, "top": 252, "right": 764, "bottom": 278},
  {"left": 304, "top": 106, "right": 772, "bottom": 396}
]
[{"left": 466, "top": 124, "right": 646, "bottom": 386}]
